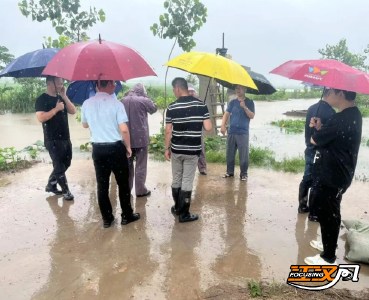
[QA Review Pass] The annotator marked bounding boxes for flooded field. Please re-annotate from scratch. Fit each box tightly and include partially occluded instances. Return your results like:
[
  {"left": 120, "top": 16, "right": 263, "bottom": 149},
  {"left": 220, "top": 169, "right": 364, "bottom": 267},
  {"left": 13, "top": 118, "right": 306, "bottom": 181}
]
[{"left": 1, "top": 98, "right": 369, "bottom": 177}]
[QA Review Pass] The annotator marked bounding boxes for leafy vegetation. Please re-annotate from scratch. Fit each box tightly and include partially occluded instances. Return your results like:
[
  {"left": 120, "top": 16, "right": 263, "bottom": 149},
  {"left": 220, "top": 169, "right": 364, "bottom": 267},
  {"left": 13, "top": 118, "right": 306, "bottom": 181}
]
[
  {"left": 149, "top": 134, "right": 305, "bottom": 173},
  {"left": 150, "top": 0, "right": 207, "bottom": 122},
  {"left": 19, "top": 0, "right": 106, "bottom": 48},
  {"left": 248, "top": 86, "right": 323, "bottom": 101},
  {"left": 249, "top": 280, "right": 262, "bottom": 298},
  {"left": 270, "top": 119, "right": 305, "bottom": 134},
  {"left": 359, "top": 106, "right": 369, "bottom": 117},
  {"left": 0, "top": 141, "right": 43, "bottom": 171},
  {"left": 0, "top": 46, "right": 15, "bottom": 70}
]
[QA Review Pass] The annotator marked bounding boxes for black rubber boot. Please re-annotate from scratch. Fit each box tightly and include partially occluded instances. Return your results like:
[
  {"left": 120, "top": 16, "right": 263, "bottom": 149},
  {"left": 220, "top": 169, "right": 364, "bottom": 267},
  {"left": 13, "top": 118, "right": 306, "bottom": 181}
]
[
  {"left": 171, "top": 187, "right": 181, "bottom": 215},
  {"left": 308, "top": 188, "right": 319, "bottom": 222},
  {"left": 179, "top": 191, "right": 198, "bottom": 223},
  {"left": 56, "top": 175, "right": 74, "bottom": 201},
  {"left": 45, "top": 175, "right": 62, "bottom": 195},
  {"left": 298, "top": 185, "right": 310, "bottom": 214}
]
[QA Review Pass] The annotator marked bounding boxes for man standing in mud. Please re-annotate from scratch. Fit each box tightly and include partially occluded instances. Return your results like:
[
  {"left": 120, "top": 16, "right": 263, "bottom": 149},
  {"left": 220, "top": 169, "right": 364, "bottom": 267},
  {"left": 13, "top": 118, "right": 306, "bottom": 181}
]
[
  {"left": 82, "top": 80, "right": 140, "bottom": 229},
  {"left": 188, "top": 83, "right": 208, "bottom": 176},
  {"left": 305, "top": 89, "right": 362, "bottom": 265},
  {"left": 221, "top": 85, "right": 255, "bottom": 181},
  {"left": 165, "top": 78, "right": 212, "bottom": 223},
  {"left": 298, "top": 89, "right": 335, "bottom": 221},
  {"left": 35, "top": 76, "right": 76, "bottom": 201}
]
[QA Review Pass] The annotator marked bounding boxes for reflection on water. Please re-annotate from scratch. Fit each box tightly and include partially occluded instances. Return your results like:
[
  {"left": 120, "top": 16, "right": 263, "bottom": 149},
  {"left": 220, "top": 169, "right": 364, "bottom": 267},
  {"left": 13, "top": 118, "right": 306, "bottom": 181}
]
[{"left": 1, "top": 99, "right": 368, "bottom": 176}]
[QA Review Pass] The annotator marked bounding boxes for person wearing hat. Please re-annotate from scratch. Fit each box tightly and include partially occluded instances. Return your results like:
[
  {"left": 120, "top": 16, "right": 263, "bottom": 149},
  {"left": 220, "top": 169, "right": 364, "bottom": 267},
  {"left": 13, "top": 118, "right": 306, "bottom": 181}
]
[
  {"left": 221, "top": 85, "right": 255, "bottom": 181},
  {"left": 188, "top": 83, "right": 208, "bottom": 176}
]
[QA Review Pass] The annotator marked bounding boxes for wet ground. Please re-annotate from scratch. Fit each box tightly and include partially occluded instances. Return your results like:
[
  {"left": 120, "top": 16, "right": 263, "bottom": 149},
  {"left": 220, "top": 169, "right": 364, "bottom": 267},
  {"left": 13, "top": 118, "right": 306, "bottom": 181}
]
[{"left": 1, "top": 159, "right": 369, "bottom": 300}]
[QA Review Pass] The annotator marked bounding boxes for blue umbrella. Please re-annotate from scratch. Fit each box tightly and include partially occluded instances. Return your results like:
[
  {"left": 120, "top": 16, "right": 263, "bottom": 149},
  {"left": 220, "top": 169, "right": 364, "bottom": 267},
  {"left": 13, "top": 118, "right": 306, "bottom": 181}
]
[
  {"left": 0, "top": 48, "right": 60, "bottom": 78},
  {"left": 67, "top": 81, "right": 123, "bottom": 105}
]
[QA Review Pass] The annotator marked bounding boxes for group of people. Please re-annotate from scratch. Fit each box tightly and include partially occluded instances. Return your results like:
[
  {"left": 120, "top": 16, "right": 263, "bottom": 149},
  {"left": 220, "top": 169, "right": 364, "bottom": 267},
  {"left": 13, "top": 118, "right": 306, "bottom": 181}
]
[{"left": 35, "top": 74, "right": 362, "bottom": 266}]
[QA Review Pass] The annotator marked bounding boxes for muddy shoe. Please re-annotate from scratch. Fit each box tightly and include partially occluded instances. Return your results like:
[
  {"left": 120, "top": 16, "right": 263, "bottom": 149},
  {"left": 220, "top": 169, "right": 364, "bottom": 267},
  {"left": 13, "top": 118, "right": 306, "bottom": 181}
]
[
  {"left": 63, "top": 191, "right": 74, "bottom": 201},
  {"left": 137, "top": 191, "right": 151, "bottom": 198},
  {"left": 121, "top": 213, "right": 141, "bottom": 225},
  {"left": 103, "top": 216, "right": 115, "bottom": 229},
  {"left": 45, "top": 184, "right": 62, "bottom": 195},
  {"left": 179, "top": 213, "right": 199, "bottom": 223}
]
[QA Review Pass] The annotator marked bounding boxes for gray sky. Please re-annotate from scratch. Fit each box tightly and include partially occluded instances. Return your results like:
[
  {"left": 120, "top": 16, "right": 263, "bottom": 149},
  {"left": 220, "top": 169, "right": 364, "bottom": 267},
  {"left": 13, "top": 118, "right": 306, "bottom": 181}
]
[{"left": 1, "top": 0, "right": 369, "bottom": 87}]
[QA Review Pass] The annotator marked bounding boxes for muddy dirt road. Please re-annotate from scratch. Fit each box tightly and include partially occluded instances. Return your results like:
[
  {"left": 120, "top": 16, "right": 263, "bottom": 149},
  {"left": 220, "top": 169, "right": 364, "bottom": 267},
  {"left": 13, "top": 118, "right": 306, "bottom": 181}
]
[{"left": 1, "top": 159, "right": 368, "bottom": 300}]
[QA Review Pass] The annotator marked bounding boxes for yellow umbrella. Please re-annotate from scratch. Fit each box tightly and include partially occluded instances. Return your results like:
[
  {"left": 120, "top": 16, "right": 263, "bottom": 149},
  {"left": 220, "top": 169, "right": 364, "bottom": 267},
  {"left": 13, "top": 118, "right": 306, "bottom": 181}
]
[{"left": 164, "top": 51, "right": 258, "bottom": 90}]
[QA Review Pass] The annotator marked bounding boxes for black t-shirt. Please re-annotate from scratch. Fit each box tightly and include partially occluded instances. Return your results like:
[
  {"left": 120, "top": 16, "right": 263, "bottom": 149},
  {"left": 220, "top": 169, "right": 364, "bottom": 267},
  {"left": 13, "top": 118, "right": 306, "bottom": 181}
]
[
  {"left": 35, "top": 93, "right": 70, "bottom": 142},
  {"left": 166, "top": 96, "right": 210, "bottom": 156},
  {"left": 312, "top": 107, "right": 362, "bottom": 189}
]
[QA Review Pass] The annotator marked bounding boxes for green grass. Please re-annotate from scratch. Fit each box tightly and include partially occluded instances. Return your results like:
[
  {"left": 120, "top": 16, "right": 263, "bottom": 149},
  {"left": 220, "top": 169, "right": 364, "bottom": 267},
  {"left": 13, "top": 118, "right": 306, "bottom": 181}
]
[
  {"left": 359, "top": 106, "right": 369, "bottom": 117},
  {"left": 270, "top": 119, "right": 305, "bottom": 134},
  {"left": 149, "top": 134, "right": 305, "bottom": 173}
]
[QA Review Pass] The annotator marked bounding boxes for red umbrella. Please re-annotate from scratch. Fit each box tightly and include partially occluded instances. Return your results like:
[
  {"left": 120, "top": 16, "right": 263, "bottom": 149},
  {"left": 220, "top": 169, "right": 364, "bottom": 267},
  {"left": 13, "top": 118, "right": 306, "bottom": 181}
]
[
  {"left": 270, "top": 59, "right": 369, "bottom": 94},
  {"left": 42, "top": 37, "right": 157, "bottom": 81}
]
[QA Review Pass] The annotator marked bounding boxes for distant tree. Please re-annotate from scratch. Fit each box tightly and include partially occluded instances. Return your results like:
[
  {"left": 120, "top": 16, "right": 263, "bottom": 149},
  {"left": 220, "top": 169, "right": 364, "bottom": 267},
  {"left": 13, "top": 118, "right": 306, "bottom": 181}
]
[
  {"left": 18, "top": 0, "right": 106, "bottom": 48},
  {"left": 0, "top": 46, "right": 15, "bottom": 70},
  {"left": 150, "top": 0, "right": 208, "bottom": 129},
  {"left": 186, "top": 74, "right": 198, "bottom": 86},
  {"left": 318, "top": 38, "right": 368, "bottom": 71}
]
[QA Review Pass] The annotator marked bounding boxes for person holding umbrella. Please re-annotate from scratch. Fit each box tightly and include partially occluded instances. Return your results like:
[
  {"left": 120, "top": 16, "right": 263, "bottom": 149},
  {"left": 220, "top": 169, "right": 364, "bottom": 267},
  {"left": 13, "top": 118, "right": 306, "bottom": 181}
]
[
  {"left": 35, "top": 76, "right": 76, "bottom": 200},
  {"left": 81, "top": 80, "right": 140, "bottom": 228},
  {"left": 165, "top": 78, "right": 212, "bottom": 223},
  {"left": 188, "top": 83, "right": 208, "bottom": 176},
  {"left": 221, "top": 85, "right": 255, "bottom": 181},
  {"left": 121, "top": 83, "right": 157, "bottom": 198},
  {"left": 305, "top": 89, "right": 362, "bottom": 265},
  {"left": 298, "top": 88, "right": 335, "bottom": 220}
]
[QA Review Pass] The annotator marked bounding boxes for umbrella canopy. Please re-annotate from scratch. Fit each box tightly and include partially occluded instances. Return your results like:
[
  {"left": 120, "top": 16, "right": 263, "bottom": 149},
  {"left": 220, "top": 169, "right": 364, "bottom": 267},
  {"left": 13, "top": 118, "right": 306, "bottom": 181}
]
[
  {"left": 270, "top": 59, "right": 369, "bottom": 94},
  {"left": 67, "top": 80, "right": 122, "bottom": 105},
  {"left": 217, "top": 70, "right": 276, "bottom": 95},
  {"left": 42, "top": 39, "right": 157, "bottom": 81},
  {"left": 0, "top": 48, "right": 60, "bottom": 78},
  {"left": 164, "top": 52, "right": 258, "bottom": 90}
]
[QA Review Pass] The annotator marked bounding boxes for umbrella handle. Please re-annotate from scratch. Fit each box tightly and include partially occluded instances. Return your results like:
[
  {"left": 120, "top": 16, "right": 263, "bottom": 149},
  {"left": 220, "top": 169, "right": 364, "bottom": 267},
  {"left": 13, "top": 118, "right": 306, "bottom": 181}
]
[{"left": 311, "top": 87, "right": 326, "bottom": 137}]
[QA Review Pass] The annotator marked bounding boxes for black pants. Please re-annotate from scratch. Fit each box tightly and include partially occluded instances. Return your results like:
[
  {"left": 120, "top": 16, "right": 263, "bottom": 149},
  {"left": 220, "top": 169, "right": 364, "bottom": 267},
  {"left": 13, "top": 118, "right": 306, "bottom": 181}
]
[
  {"left": 314, "top": 184, "right": 344, "bottom": 263},
  {"left": 45, "top": 140, "right": 72, "bottom": 184},
  {"left": 92, "top": 142, "right": 133, "bottom": 221}
]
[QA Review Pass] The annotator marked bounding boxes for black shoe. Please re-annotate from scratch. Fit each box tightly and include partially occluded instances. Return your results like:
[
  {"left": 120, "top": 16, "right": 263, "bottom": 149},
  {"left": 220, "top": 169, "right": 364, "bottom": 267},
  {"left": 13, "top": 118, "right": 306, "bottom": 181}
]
[
  {"left": 63, "top": 191, "right": 74, "bottom": 201},
  {"left": 308, "top": 215, "right": 319, "bottom": 222},
  {"left": 103, "top": 216, "right": 115, "bottom": 228},
  {"left": 178, "top": 191, "right": 199, "bottom": 223},
  {"left": 137, "top": 191, "right": 151, "bottom": 198},
  {"left": 56, "top": 175, "right": 74, "bottom": 201},
  {"left": 171, "top": 187, "right": 181, "bottom": 215},
  {"left": 298, "top": 204, "right": 310, "bottom": 214},
  {"left": 200, "top": 171, "right": 207, "bottom": 176},
  {"left": 179, "top": 213, "right": 199, "bottom": 223},
  {"left": 45, "top": 184, "right": 63, "bottom": 195},
  {"left": 121, "top": 213, "right": 141, "bottom": 225}
]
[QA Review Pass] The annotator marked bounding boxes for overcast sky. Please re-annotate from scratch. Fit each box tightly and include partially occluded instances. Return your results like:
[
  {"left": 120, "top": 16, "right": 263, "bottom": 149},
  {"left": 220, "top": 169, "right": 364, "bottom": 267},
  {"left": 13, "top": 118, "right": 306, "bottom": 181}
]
[{"left": 1, "top": 0, "right": 369, "bottom": 87}]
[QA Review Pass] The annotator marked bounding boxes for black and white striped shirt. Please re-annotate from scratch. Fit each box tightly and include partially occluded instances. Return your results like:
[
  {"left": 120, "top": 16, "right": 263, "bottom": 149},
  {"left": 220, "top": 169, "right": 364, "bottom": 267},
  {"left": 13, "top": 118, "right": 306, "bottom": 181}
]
[{"left": 166, "top": 96, "right": 210, "bottom": 155}]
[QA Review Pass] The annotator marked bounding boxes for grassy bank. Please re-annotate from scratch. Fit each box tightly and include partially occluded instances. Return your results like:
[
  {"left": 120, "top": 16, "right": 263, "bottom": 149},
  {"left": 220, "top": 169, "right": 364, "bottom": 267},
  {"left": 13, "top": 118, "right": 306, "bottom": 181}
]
[
  {"left": 270, "top": 119, "right": 305, "bottom": 134},
  {"left": 149, "top": 135, "right": 305, "bottom": 173}
]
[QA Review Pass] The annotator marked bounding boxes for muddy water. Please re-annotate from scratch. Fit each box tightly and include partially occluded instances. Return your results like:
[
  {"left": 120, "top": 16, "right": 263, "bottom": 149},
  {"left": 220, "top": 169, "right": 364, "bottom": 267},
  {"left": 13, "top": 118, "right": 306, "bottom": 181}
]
[
  {"left": 1, "top": 99, "right": 369, "bottom": 176},
  {"left": 0, "top": 162, "right": 368, "bottom": 300}
]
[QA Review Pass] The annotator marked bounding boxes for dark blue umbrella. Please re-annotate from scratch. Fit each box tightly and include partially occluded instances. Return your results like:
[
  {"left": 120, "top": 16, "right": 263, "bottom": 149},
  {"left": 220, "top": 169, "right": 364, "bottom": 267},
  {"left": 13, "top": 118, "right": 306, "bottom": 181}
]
[
  {"left": 67, "top": 81, "right": 123, "bottom": 105},
  {"left": 0, "top": 48, "right": 60, "bottom": 78}
]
